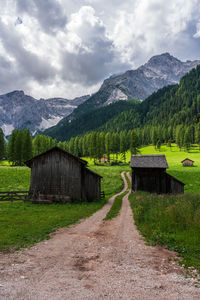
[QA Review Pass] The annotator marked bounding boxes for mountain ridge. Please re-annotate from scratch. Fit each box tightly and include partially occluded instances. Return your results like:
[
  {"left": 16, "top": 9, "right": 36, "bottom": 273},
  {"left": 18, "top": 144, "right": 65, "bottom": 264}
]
[{"left": 0, "top": 90, "right": 89, "bottom": 135}]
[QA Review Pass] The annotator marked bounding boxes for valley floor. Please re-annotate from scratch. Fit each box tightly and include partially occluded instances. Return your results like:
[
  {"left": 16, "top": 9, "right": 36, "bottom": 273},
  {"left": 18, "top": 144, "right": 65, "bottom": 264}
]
[{"left": 0, "top": 173, "right": 199, "bottom": 299}]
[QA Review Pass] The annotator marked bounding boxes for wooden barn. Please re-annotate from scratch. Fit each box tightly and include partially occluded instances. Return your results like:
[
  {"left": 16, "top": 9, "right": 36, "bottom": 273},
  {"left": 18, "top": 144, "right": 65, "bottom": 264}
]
[
  {"left": 130, "top": 155, "right": 184, "bottom": 194},
  {"left": 181, "top": 158, "right": 194, "bottom": 167},
  {"left": 25, "top": 147, "right": 102, "bottom": 203}
]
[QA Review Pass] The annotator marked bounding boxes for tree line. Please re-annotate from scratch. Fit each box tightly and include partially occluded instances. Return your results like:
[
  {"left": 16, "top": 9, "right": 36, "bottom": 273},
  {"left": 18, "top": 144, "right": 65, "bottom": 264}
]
[{"left": 0, "top": 121, "right": 199, "bottom": 166}]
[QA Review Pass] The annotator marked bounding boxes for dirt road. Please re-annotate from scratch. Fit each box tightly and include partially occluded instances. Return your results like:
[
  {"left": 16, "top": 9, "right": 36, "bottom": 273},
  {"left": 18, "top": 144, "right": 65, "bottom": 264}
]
[{"left": 0, "top": 172, "right": 199, "bottom": 299}]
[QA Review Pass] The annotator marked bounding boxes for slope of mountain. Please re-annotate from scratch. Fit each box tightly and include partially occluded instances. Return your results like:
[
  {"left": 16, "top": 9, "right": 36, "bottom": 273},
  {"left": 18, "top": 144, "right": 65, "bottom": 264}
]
[
  {"left": 44, "top": 100, "right": 140, "bottom": 141},
  {"left": 97, "top": 65, "right": 200, "bottom": 132},
  {"left": 0, "top": 91, "right": 89, "bottom": 135},
  {"left": 45, "top": 64, "right": 200, "bottom": 141},
  {"left": 44, "top": 53, "right": 200, "bottom": 141}
]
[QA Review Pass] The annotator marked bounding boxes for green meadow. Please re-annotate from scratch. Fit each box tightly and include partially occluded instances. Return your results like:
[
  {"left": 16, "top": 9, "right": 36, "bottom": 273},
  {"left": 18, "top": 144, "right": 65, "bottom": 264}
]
[
  {"left": 0, "top": 164, "right": 126, "bottom": 252},
  {"left": 0, "top": 143, "right": 200, "bottom": 260}
]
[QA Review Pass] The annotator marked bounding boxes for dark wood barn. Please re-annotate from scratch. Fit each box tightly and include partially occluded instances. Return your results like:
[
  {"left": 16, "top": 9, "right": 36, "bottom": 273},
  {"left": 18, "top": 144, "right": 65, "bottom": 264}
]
[
  {"left": 181, "top": 158, "right": 194, "bottom": 167},
  {"left": 130, "top": 155, "right": 184, "bottom": 194},
  {"left": 25, "top": 147, "right": 102, "bottom": 203}
]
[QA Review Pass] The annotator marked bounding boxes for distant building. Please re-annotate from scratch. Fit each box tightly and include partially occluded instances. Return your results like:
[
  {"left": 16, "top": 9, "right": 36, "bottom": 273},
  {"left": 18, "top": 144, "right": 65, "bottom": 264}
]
[
  {"left": 99, "top": 157, "right": 109, "bottom": 163},
  {"left": 181, "top": 158, "right": 194, "bottom": 167},
  {"left": 25, "top": 147, "right": 102, "bottom": 203},
  {"left": 130, "top": 155, "right": 184, "bottom": 194}
]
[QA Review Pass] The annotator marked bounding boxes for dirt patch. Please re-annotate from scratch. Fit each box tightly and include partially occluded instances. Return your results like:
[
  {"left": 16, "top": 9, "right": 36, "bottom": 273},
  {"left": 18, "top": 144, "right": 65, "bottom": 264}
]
[{"left": 0, "top": 172, "right": 199, "bottom": 299}]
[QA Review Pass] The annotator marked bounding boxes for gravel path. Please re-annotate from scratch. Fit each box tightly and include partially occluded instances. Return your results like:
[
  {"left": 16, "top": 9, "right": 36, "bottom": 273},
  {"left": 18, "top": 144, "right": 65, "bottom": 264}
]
[{"left": 0, "top": 172, "right": 200, "bottom": 300}]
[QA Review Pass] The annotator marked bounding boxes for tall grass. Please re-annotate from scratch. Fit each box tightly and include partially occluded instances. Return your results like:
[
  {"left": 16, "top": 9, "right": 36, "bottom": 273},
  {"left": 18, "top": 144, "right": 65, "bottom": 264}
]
[{"left": 129, "top": 192, "right": 200, "bottom": 270}]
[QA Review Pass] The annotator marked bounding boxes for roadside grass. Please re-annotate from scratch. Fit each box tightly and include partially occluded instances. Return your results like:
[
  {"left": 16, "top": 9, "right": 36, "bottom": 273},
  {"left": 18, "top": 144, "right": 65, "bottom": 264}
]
[
  {"left": 104, "top": 172, "right": 131, "bottom": 221},
  {"left": 129, "top": 192, "right": 200, "bottom": 271},
  {"left": 0, "top": 200, "right": 106, "bottom": 252}
]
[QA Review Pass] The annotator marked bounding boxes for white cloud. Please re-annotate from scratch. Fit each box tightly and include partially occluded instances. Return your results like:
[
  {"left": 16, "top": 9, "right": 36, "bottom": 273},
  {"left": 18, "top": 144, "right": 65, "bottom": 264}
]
[
  {"left": 60, "top": 6, "right": 128, "bottom": 85},
  {"left": 0, "top": 0, "right": 200, "bottom": 99},
  {"left": 194, "top": 22, "right": 200, "bottom": 38}
]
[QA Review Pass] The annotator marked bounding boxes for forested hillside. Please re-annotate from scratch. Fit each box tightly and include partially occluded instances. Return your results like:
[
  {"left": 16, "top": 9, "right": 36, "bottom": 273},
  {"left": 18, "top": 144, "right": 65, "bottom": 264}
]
[
  {"left": 101, "top": 65, "right": 200, "bottom": 131},
  {"left": 44, "top": 100, "right": 140, "bottom": 141}
]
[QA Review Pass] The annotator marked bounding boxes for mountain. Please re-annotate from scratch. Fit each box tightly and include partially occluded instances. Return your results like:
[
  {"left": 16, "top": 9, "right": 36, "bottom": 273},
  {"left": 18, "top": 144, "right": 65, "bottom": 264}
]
[
  {"left": 92, "top": 64, "right": 200, "bottom": 132},
  {"left": 66, "top": 53, "right": 200, "bottom": 120},
  {"left": 44, "top": 53, "right": 200, "bottom": 141},
  {"left": 101, "top": 52, "right": 200, "bottom": 101},
  {"left": 0, "top": 91, "right": 89, "bottom": 135},
  {"left": 2, "top": 53, "right": 199, "bottom": 138}
]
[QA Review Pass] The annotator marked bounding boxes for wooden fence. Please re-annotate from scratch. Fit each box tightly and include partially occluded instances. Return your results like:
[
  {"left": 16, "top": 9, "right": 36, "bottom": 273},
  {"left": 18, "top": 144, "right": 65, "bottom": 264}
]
[
  {"left": 100, "top": 191, "right": 105, "bottom": 200},
  {"left": 0, "top": 191, "right": 29, "bottom": 202}
]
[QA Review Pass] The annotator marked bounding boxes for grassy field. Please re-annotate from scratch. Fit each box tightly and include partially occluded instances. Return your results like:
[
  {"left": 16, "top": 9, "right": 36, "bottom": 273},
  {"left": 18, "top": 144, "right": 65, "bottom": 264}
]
[
  {"left": 129, "top": 192, "right": 200, "bottom": 271},
  {"left": 0, "top": 164, "right": 126, "bottom": 252},
  {"left": 0, "top": 166, "right": 31, "bottom": 191},
  {"left": 0, "top": 200, "right": 106, "bottom": 252},
  {"left": 0, "top": 143, "right": 200, "bottom": 253}
]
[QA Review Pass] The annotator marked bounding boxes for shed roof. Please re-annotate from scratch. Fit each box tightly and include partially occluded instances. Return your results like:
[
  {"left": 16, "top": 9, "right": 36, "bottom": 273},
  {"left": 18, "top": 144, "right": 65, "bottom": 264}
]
[
  {"left": 130, "top": 155, "right": 168, "bottom": 169},
  {"left": 25, "top": 146, "right": 88, "bottom": 168},
  {"left": 181, "top": 158, "right": 194, "bottom": 163}
]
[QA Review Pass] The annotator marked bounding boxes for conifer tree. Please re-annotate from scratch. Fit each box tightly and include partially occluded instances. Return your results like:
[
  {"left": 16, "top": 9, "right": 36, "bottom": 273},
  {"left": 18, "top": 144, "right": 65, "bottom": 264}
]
[
  {"left": 7, "top": 129, "right": 18, "bottom": 165},
  {"left": 105, "top": 132, "right": 111, "bottom": 161},
  {"left": 184, "top": 128, "right": 191, "bottom": 152},
  {"left": 130, "top": 130, "right": 140, "bottom": 155},
  {"left": 0, "top": 128, "right": 5, "bottom": 160},
  {"left": 22, "top": 129, "right": 32, "bottom": 161},
  {"left": 120, "top": 131, "right": 126, "bottom": 162}
]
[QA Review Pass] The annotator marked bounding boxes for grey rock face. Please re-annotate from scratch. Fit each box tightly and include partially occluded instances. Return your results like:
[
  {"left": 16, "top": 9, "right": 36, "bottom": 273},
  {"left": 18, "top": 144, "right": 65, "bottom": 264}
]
[
  {"left": 100, "top": 52, "right": 200, "bottom": 102},
  {"left": 0, "top": 91, "right": 89, "bottom": 135}
]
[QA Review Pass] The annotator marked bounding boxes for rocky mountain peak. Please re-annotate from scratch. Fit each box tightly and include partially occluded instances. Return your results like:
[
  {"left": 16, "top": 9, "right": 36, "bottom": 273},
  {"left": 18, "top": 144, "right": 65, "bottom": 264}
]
[{"left": 3, "top": 90, "right": 25, "bottom": 99}]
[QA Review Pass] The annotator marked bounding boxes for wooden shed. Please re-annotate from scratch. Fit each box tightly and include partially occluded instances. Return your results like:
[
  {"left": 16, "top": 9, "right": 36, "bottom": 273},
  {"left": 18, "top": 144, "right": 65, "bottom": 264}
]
[
  {"left": 25, "top": 147, "right": 102, "bottom": 203},
  {"left": 181, "top": 158, "right": 194, "bottom": 167},
  {"left": 130, "top": 155, "right": 184, "bottom": 194}
]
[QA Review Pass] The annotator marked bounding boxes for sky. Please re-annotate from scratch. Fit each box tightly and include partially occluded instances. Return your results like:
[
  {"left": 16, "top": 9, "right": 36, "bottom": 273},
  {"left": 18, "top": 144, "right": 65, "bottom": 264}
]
[{"left": 0, "top": 0, "right": 200, "bottom": 99}]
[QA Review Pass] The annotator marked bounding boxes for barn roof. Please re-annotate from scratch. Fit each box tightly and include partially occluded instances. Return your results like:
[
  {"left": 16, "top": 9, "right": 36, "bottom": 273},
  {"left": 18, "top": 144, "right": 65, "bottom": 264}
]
[
  {"left": 181, "top": 158, "right": 194, "bottom": 163},
  {"left": 130, "top": 155, "right": 168, "bottom": 169},
  {"left": 25, "top": 146, "right": 88, "bottom": 167},
  {"left": 85, "top": 168, "right": 103, "bottom": 178}
]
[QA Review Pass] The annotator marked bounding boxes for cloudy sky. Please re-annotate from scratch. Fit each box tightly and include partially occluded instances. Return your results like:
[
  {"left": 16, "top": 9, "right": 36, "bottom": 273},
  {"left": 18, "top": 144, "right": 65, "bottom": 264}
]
[{"left": 0, "top": 0, "right": 200, "bottom": 99}]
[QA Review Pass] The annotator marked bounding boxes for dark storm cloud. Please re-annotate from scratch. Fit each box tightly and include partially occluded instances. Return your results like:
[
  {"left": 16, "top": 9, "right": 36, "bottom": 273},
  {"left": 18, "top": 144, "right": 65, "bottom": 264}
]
[{"left": 16, "top": 0, "right": 67, "bottom": 33}]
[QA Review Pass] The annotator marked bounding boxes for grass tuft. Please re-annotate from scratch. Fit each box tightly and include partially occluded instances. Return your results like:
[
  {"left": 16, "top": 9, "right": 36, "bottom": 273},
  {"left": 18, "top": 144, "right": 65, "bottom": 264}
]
[{"left": 104, "top": 190, "right": 128, "bottom": 221}]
